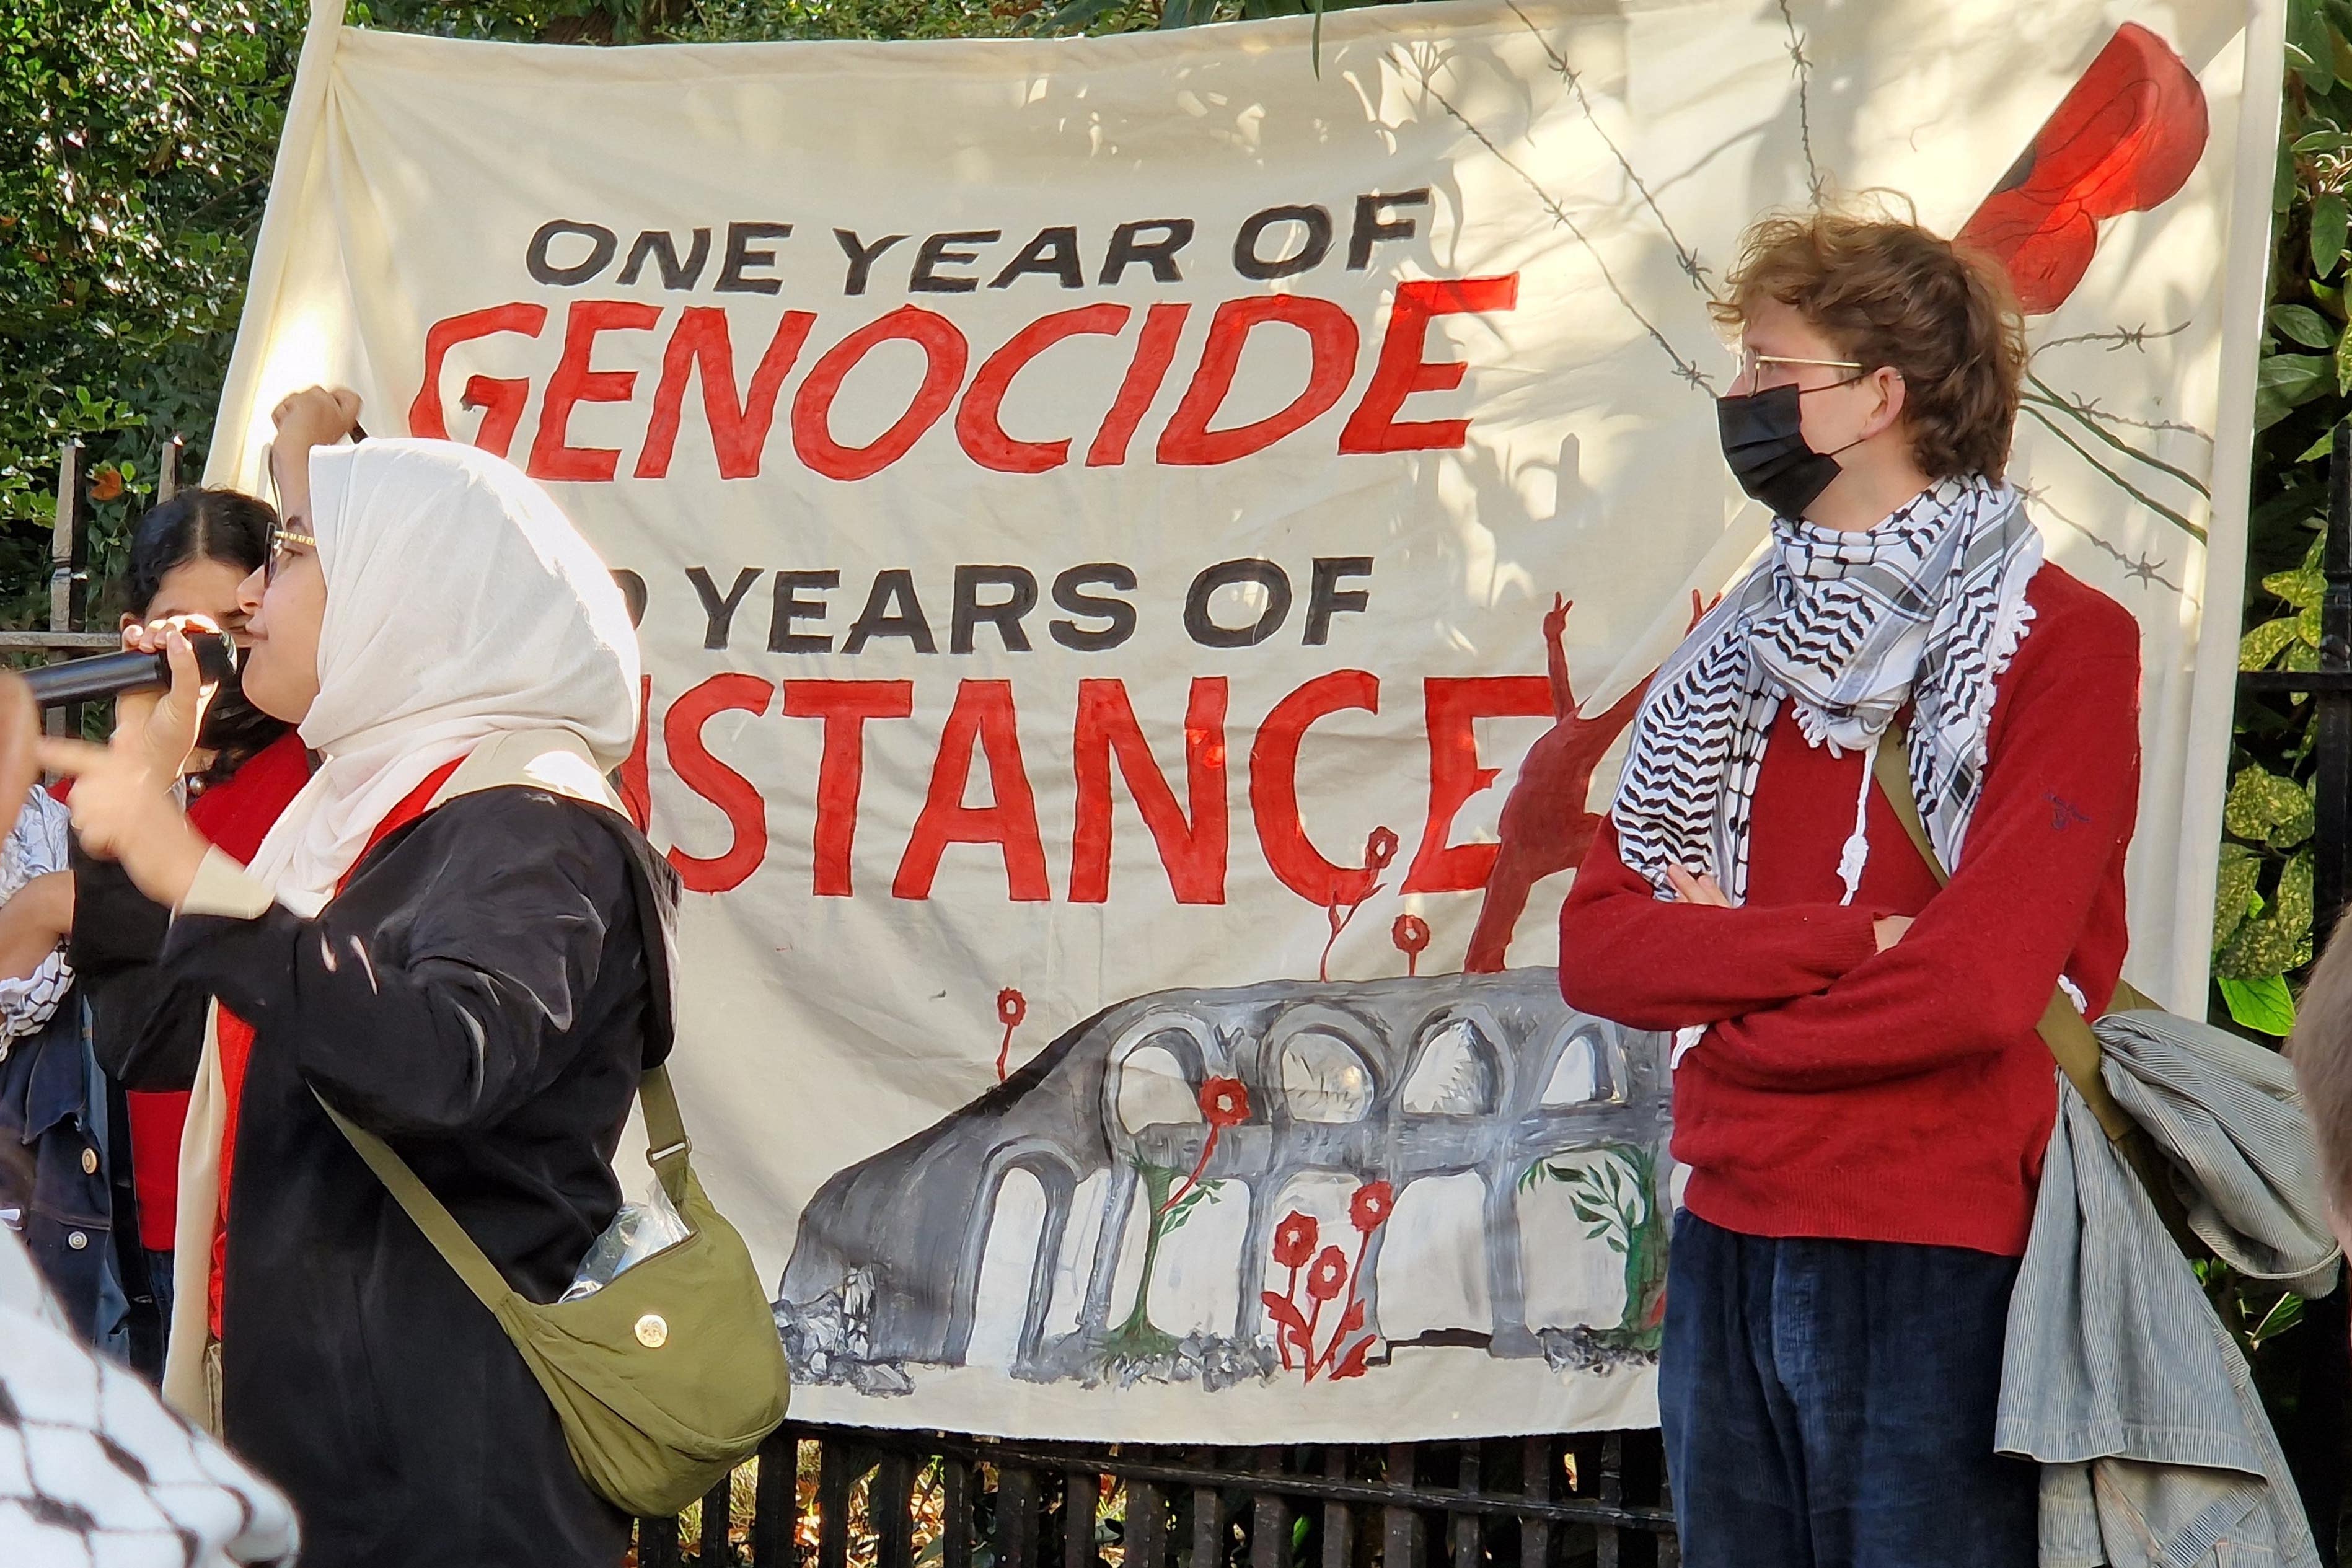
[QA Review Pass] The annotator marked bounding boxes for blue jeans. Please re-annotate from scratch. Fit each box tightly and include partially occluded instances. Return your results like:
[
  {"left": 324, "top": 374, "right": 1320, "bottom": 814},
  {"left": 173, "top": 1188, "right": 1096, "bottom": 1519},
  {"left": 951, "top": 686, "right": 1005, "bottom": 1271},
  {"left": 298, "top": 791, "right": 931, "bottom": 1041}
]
[{"left": 1660, "top": 1211, "right": 2039, "bottom": 1568}]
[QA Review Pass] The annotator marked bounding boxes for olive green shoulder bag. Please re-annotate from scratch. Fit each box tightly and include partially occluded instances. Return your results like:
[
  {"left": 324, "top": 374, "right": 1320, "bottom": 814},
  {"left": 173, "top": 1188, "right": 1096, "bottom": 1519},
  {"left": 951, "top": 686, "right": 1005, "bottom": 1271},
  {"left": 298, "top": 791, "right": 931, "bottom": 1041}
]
[
  {"left": 318, "top": 1070, "right": 790, "bottom": 1519},
  {"left": 314, "top": 734, "right": 790, "bottom": 1519}
]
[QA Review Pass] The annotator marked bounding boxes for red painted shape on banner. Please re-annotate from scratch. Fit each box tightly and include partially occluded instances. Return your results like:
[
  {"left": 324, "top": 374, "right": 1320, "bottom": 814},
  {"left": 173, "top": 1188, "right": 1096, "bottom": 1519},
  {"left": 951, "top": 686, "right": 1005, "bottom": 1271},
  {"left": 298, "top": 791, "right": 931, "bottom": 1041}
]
[
  {"left": 528, "top": 299, "right": 663, "bottom": 482},
  {"left": 782, "top": 678, "right": 917, "bottom": 897},
  {"left": 636, "top": 306, "right": 818, "bottom": 480},
  {"left": 1158, "top": 296, "right": 1360, "bottom": 466},
  {"left": 1464, "top": 594, "right": 1694, "bottom": 972},
  {"left": 1249, "top": 669, "right": 1380, "bottom": 907},
  {"left": 1085, "top": 302, "right": 1191, "bottom": 468},
  {"left": 617, "top": 673, "right": 653, "bottom": 831},
  {"left": 1954, "top": 22, "right": 2208, "bottom": 314},
  {"left": 894, "top": 679, "right": 1050, "bottom": 901},
  {"left": 957, "top": 303, "right": 1132, "bottom": 475},
  {"left": 1403, "top": 675, "right": 1554, "bottom": 896},
  {"left": 1070, "top": 676, "right": 1229, "bottom": 905},
  {"left": 793, "top": 305, "right": 971, "bottom": 482},
  {"left": 1339, "top": 275, "right": 1521, "bottom": 454},
  {"left": 663, "top": 672, "right": 775, "bottom": 894},
  {"left": 408, "top": 302, "right": 548, "bottom": 453}
]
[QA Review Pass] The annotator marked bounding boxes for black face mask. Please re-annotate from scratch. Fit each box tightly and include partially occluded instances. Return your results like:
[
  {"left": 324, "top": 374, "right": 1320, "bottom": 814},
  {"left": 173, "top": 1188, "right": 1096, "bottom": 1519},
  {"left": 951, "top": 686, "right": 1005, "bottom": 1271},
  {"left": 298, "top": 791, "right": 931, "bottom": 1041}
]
[{"left": 1716, "top": 381, "right": 1859, "bottom": 520}]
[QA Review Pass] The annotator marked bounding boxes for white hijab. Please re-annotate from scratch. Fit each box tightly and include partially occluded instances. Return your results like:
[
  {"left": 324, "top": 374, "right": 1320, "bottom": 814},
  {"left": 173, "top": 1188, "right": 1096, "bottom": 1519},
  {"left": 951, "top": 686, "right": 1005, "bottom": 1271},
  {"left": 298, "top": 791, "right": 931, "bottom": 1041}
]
[{"left": 244, "top": 438, "right": 639, "bottom": 914}]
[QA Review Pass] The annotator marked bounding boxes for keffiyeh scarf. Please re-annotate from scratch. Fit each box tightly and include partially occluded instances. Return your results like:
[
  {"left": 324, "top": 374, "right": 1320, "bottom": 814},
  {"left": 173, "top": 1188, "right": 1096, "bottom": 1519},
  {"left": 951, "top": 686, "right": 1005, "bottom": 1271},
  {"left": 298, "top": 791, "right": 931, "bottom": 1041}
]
[
  {"left": 1611, "top": 475, "right": 2045, "bottom": 901},
  {"left": 0, "top": 788, "right": 71, "bottom": 1056}
]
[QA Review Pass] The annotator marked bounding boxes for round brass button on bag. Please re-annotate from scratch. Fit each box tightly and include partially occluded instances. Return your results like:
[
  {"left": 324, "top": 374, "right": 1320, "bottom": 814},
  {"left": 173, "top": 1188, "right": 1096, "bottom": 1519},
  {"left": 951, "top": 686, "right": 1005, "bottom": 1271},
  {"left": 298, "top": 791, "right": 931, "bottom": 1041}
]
[
  {"left": 81, "top": 1147, "right": 99, "bottom": 1174},
  {"left": 634, "top": 1313, "right": 669, "bottom": 1349}
]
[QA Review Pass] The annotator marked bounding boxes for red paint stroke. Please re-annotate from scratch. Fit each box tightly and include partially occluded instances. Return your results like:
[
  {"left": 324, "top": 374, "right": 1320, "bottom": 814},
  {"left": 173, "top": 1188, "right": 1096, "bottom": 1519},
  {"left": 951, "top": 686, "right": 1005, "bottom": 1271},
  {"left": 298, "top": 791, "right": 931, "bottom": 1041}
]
[{"left": 1957, "top": 22, "right": 2209, "bottom": 315}]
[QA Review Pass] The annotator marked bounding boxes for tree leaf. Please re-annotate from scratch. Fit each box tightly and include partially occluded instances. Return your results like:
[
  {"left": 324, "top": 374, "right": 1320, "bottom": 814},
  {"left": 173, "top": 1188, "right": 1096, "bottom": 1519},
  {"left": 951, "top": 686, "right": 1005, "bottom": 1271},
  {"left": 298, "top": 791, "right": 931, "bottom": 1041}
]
[
  {"left": 2225, "top": 765, "right": 2312, "bottom": 838},
  {"left": 2219, "top": 974, "right": 2299, "bottom": 1036},
  {"left": 2273, "top": 303, "right": 2338, "bottom": 348},
  {"left": 2215, "top": 844, "right": 2263, "bottom": 951},
  {"left": 2316, "top": 193, "right": 2350, "bottom": 277},
  {"left": 2241, "top": 616, "right": 2307, "bottom": 671},
  {"left": 2259, "top": 356, "right": 2335, "bottom": 433}
]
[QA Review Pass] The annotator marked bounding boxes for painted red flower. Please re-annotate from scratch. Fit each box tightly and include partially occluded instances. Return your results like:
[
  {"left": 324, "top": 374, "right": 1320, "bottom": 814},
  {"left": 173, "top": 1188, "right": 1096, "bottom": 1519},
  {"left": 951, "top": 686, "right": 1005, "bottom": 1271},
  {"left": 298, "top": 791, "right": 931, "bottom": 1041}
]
[
  {"left": 997, "top": 989, "right": 1026, "bottom": 1027},
  {"left": 1198, "top": 1076, "right": 1249, "bottom": 1128},
  {"left": 1350, "top": 1180, "right": 1394, "bottom": 1233},
  {"left": 1391, "top": 915, "right": 1429, "bottom": 955},
  {"left": 1364, "top": 827, "right": 1399, "bottom": 873},
  {"left": 1272, "top": 1211, "right": 1318, "bottom": 1271},
  {"left": 1306, "top": 1245, "right": 1349, "bottom": 1302}
]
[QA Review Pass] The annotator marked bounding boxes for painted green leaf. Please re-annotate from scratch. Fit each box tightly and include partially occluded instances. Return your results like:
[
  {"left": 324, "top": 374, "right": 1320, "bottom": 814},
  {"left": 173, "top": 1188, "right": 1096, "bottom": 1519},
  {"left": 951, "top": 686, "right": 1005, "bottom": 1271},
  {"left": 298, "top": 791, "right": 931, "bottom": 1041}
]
[
  {"left": 2317, "top": 194, "right": 2350, "bottom": 276},
  {"left": 2274, "top": 303, "right": 2338, "bottom": 347},
  {"left": 2286, "top": 638, "right": 2325, "bottom": 673},
  {"left": 2219, "top": 974, "right": 2299, "bottom": 1036},
  {"left": 2241, "top": 617, "right": 2306, "bottom": 671},
  {"left": 2215, "top": 845, "right": 2262, "bottom": 951}
]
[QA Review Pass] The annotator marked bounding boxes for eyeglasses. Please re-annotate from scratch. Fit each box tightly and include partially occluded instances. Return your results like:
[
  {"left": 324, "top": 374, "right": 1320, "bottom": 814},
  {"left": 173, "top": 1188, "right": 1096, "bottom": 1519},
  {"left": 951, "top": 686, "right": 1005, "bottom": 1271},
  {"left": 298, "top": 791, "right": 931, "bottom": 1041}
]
[
  {"left": 265, "top": 521, "right": 318, "bottom": 585},
  {"left": 1729, "top": 343, "right": 1867, "bottom": 391}
]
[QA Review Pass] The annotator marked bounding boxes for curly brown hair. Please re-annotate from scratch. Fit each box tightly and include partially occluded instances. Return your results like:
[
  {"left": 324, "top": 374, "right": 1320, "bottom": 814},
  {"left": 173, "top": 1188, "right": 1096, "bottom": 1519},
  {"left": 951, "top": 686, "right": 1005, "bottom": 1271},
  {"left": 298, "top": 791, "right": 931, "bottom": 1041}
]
[{"left": 1712, "top": 210, "right": 2027, "bottom": 482}]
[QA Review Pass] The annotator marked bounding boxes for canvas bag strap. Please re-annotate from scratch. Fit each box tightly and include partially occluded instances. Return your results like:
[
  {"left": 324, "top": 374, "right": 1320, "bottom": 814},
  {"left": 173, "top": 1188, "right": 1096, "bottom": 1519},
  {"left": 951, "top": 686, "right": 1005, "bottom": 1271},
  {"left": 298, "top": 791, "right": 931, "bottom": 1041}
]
[
  {"left": 1867, "top": 725, "right": 2139, "bottom": 1145},
  {"left": 315, "top": 1066, "right": 691, "bottom": 1318}
]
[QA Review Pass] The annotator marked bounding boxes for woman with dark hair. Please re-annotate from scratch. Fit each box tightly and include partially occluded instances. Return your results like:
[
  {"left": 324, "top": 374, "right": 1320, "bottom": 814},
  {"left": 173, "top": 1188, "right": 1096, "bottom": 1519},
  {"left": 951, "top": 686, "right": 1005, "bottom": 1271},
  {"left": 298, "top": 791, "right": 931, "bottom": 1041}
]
[{"left": 0, "top": 487, "right": 311, "bottom": 1373}]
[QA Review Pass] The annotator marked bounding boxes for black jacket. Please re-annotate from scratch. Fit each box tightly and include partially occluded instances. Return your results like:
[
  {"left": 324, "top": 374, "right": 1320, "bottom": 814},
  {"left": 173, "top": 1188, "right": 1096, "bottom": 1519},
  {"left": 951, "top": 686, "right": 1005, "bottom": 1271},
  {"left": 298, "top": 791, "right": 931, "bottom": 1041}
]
[{"left": 159, "top": 784, "right": 677, "bottom": 1568}]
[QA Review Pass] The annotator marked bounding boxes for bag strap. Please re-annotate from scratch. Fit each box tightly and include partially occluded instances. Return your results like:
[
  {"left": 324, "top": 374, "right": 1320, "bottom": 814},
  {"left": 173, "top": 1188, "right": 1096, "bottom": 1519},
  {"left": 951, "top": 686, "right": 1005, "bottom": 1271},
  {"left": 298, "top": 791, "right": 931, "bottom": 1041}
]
[
  {"left": 1867, "top": 728, "right": 2138, "bottom": 1144},
  {"left": 316, "top": 1064, "right": 692, "bottom": 1318},
  {"left": 312, "top": 732, "right": 694, "bottom": 1311}
]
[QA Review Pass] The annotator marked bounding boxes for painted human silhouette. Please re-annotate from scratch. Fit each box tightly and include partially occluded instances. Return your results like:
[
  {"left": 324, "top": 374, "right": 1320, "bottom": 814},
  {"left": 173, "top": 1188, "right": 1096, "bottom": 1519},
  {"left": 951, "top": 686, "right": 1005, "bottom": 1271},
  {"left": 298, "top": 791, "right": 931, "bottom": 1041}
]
[{"left": 1464, "top": 591, "right": 1704, "bottom": 972}]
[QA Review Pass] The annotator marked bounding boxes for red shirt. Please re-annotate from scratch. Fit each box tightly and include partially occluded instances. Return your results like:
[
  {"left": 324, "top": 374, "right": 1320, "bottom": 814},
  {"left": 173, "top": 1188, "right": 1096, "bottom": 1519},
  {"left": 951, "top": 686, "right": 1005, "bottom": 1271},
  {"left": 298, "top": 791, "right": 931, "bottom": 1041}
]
[
  {"left": 62, "top": 733, "right": 313, "bottom": 1254},
  {"left": 1557, "top": 564, "right": 2141, "bottom": 1257}
]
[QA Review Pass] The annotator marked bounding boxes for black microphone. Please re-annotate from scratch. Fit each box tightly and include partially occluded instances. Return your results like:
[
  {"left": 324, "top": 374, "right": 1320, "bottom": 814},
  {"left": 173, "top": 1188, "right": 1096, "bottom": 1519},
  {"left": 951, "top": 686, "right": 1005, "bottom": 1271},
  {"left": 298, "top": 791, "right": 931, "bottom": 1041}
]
[{"left": 24, "top": 633, "right": 239, "bottom": 708}]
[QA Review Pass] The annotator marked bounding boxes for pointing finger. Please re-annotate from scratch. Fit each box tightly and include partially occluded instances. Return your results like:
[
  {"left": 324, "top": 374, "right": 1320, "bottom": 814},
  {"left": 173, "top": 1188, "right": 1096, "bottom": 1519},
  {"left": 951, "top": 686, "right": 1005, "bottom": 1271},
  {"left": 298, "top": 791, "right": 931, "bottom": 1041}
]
[{"left": 37, "top": 736, "right": 110, "bottom": 777}]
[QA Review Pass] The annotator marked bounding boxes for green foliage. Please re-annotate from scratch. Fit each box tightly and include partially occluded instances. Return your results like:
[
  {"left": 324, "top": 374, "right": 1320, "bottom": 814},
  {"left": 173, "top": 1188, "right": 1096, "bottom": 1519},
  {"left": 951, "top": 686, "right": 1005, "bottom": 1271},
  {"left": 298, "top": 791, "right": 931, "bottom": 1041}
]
[
  {"left": 1522, "top": 1145, "right": 1668, "bottom": 1352},
  {"left": 4, "top": 0, "right": 1370, "bottom": 636},
  {"left": 2221, "top": 0, "right": 2352, "bottom": 1035},
  {"left": 0, "top": 0, "right": 310, "bottom": 627}
]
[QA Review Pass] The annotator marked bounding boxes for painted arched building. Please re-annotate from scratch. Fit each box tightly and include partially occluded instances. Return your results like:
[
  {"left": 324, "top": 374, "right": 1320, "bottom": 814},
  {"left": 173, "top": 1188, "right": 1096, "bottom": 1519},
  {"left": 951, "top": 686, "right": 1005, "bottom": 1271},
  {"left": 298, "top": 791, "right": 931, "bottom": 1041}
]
[{"left": 775, "top": 969, "right": 1669, "bottom": 1392}]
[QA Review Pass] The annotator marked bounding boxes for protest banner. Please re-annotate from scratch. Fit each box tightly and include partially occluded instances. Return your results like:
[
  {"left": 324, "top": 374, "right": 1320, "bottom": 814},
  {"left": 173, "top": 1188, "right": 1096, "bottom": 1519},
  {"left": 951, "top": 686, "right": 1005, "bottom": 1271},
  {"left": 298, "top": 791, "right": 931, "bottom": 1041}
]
[{"left": 209, "top": 0, "right": 2280, "bottom": 1439}]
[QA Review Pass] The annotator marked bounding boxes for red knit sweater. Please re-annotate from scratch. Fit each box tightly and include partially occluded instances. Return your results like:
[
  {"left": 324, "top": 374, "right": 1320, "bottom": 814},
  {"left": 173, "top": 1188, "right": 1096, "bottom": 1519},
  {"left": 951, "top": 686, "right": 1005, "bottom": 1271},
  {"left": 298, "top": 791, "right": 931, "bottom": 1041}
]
[{"left": 1557, "top": 563, "right": 2141, "bottom": 1257}]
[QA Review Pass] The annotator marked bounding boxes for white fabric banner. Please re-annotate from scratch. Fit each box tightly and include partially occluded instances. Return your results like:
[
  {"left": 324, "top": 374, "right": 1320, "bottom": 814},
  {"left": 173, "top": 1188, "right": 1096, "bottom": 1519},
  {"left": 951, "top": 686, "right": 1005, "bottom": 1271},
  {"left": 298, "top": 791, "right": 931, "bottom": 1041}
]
[{"left": 209, "top": 0, "right": 2279, "bottom": 1440}]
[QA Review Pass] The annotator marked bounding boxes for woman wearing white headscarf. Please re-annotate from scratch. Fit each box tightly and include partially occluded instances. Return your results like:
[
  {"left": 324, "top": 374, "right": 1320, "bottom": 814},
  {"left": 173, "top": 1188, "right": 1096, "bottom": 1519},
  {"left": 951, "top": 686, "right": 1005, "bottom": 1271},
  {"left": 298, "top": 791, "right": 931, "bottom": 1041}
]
[{"left": 45, "top": 389, "right": 676, "bottom": 1568}]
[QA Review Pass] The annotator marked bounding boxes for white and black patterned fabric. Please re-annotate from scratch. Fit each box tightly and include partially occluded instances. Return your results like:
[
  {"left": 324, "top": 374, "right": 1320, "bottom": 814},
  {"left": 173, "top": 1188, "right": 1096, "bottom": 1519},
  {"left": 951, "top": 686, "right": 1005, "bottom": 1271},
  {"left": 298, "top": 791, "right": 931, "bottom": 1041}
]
[
  {"left": 0, "top": 789, "right": 74, "bottom": 1054},
  {"left": 1610, "top": 475, "right": 2044, "bottom": 899},
  {"left": 0, "top": 1227, "right": 297, "bottom": 1566}
]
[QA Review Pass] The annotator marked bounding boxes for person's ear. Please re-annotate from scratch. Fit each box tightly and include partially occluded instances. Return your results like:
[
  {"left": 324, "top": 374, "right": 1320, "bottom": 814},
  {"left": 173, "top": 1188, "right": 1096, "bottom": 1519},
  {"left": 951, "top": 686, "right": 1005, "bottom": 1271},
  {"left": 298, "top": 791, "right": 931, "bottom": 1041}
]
[{"left": 1863, "top": 366, "right": 1908, "bottom": 443}]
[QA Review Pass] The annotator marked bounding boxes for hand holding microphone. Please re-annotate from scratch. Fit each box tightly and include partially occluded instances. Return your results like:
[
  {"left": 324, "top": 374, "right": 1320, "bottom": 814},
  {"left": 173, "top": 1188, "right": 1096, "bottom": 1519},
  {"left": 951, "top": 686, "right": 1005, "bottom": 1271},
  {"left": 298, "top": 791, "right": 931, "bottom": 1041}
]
[{"left": 38, "top": 621, "right": 224, "bottom": 907}]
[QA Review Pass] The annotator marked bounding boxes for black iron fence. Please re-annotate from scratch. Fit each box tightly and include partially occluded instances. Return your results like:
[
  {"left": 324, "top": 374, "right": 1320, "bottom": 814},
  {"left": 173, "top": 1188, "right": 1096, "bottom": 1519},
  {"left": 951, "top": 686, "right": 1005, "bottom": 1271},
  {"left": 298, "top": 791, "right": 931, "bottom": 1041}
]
[
  {"left": 630, "top": 1425, "right": 1675, "bottom": 1568},
  {"left": 32, "top": 432, "right": 2352, "bottom": 1564}
]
